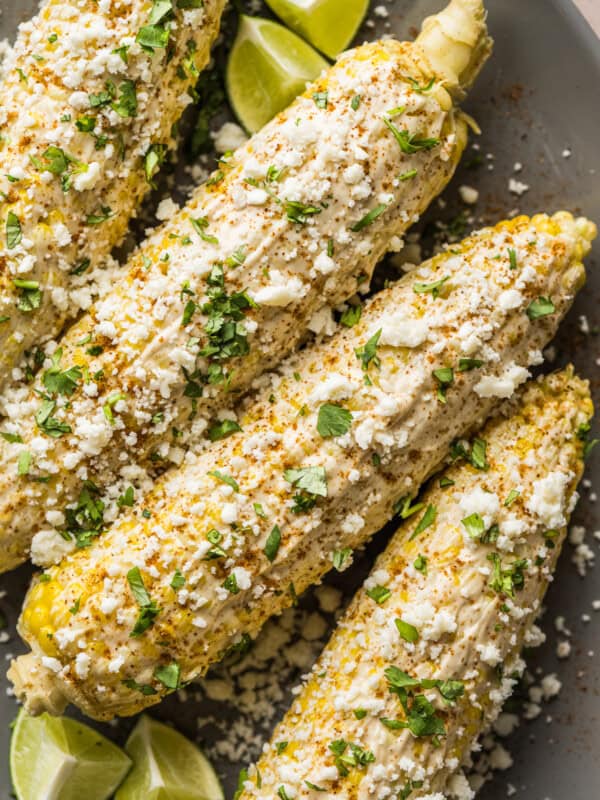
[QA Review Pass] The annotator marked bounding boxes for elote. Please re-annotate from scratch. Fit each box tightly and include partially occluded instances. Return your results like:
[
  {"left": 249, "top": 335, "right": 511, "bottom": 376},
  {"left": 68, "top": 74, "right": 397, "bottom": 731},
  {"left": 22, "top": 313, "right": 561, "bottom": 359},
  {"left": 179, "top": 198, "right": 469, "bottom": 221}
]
[
  {"left": 0, "top": 0, "right": 226, "bottom": 387},
  {"left": 9, "top": 211, "right": 595, "bottom": 720},
  {"left": 236, "top": 368, "right": 593, "bottom": 800},
  {"left": 0, "top": 0, "right": 493, "bottom": 573}
]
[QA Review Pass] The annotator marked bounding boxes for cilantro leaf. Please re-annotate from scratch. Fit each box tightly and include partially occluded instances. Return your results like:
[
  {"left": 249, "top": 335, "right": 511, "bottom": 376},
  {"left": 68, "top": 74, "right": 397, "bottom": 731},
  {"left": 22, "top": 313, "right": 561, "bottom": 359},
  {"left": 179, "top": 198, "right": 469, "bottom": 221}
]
[
  {"left": 527, "top": 296, "right": 555, "bottom": 319},
  {"left": 284, "top": 466, "right": 327, "bottom": 497},
  {"left": 6, "top": 211, "right": 22, "bottom": 249},
  {"left": 207, "top": 419, "right": 242, "bottom": 442},
  {"left": 409, "top": 504, "right": 436, "bottom": 540},
  {"left": 264, "top": 525, "right": 281, "bottom": 563},
  {"left": 317, "top": 403, "right": 352, "bottom": 438},
  {"left": 154, "top": 661, "right": 180, "bottom": 691}
]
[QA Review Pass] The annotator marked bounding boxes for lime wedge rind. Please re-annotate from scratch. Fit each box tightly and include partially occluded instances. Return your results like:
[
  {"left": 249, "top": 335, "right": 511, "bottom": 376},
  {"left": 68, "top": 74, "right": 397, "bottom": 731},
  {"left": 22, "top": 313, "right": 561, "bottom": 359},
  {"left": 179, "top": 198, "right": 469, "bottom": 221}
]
[
  {"left": 226, "top": 15, "right": 328, "bottom": 134},
  {"left": 265, "top": 0, "right": 370, "bottom": 58},
  {"left": 115, "top": 715, "right": 224, "bottom": 800},
  {"left": 10, "top": 709, "right": 131, "bottom": 800}
]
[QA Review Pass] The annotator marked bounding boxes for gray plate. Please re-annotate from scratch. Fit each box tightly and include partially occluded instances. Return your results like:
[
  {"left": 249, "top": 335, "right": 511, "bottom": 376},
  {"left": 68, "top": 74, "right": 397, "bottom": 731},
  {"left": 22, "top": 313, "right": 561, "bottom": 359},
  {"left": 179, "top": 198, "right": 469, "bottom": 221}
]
[{"left": 1, "top": 1, "right": 599, "bottom": 798}]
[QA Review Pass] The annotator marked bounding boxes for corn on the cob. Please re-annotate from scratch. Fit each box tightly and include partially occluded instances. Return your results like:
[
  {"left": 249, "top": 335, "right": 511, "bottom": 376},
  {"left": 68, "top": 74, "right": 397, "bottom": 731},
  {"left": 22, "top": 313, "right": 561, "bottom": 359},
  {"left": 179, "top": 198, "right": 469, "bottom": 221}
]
[
  {"left": 8, "top": 211, "right": 594, "bottom": 720},
  {"left": 236, "top": 368, "right": 593, "bottom": 800},
  {"left": 0, "top": 0, "right": 492, "bottom": 574},
  {"left": 0, "top": 0, "right": 226, "bottom": 388}
]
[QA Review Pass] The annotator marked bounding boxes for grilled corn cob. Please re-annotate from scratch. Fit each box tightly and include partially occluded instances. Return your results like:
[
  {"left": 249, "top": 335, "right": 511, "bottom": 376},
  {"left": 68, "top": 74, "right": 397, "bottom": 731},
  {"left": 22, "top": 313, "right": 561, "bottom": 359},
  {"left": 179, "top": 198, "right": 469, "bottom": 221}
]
[
  {"left": 0, "top": 0, "right": 226, "bottom": 387},
  {"left": 9, "top": 211, "right": 594, "bottom": 720},
  {"left": 0, "top": 0, "right": 492, "bottom": 573},
  {"left": 236, "top": 368, "right": 593, "bottom": 800}
]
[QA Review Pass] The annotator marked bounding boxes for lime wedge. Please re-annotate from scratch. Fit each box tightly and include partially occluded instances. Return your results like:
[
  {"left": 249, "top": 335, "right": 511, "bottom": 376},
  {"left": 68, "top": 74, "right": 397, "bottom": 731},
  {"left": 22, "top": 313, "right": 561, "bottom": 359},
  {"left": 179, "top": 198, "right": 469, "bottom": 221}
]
[
  {"left": 226, "top": 15, "right": 328, "bottom": 134},
  {"left": 10, "top": 709, "right": 131, "bottom": 800},
  {"left": 265, "top": 0, "right": 369, "bottom": 58},
  {"left": 115, "top": 715, "right": 224, "bottom": 800}
]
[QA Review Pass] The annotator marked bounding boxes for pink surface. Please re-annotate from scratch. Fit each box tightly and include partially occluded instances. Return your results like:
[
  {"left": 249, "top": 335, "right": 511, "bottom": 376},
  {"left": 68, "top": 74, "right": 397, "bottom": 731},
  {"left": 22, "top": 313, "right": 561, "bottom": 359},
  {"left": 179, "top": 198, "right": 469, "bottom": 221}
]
[{"left": 574, "top": 0, "right": 600, "bottom": 33}]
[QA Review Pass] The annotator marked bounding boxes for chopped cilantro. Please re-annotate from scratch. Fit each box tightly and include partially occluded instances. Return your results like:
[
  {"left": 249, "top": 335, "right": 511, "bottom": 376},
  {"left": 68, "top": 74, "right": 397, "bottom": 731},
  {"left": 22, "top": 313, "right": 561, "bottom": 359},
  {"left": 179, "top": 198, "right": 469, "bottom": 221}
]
[
  {"left": 457, "top": 358, "right": 483, "bottom": 372},
  {"left": 69, "top": 597, "right": 81, "bottom": 615},
  {"left": 304, "top": 781, "right": 326, "bottom": 792},
  {"left": 406, "top": 76, "right": 435, "bottom": 93},
  {"left": 317, "top": 403, "right": 352, "bottom": 438},
  {"left": 204, "top": 529, "right": 227, "bottom": 561},
  {"left": 383, "top": 117, "right": 439, "bottom": 154},
  {"left": 351, "top": 203, "right": 388, "bottom": 232},
  {"left": 208, "top": 470, "right": 239, "bottom": 492},
  {"left": 340, "top": 303, "right": 362, "bottom": 327},
  {"left": 144, "top": 143, "right": 168, "bottom": 186},
  {"left": 504, "top": 489, "right": 520, "bottom": 507},
  {"left": 117, "top": 486, "right": 135, "bottom": 508},
  {"left": 122, "top": 678, "right": 157, "bottom": 696},
  {"left": 42, "top": 349, "right": 82, "bottom": 397},
  {"left": 409, "top": 504, "right": 436, "bottom": 541},
  {"left": 470, "top": 438, "right": 489, "bottom": 470},
  {"left": 355, "top": 329, "right": 381, "bottom": 371},
  {"left": 285, "top": 200, "right": 322, "bottom": 225},
  {"left": 527, "top": 296, "right": 555, "bottom": 320},
  {"left": 461, "top": 512, "right": 485, "bottom": 539},
  {"left": 136, "top": 24, "right": 170, "bottom": 50},
  {"left": 399, "top": 779, "right": 425, "bottom": 799},
  {"left": 488, "top": 553, "right": 528, "bottom": 597},
  {"left": 6, "top": 211, "right": 22, "bottom": 249},
  {"left": 35, "top": 398, "right": 71, "bottom": 438},
  {"left": 154, "top": 662, "right": 180, "bottom": 691},
  {"left": 413, "top": 275, "right": 449, "bottom": 298},
  {"left": 17, "top": 450, "right": 31, "bottom": 476},
  {"left": 313, "top": 91, "right": 328, "bottom": 109},
  {"left": 384, "top": 666, "right": 464, "bottom": 738},
  {"left": 86, "top": 206, "right": 113, "bottom": 225},
  {"left": 207, "top": 419, "right": 242, "bottom": 442},
  {"left": 170, "top": 569, "right": 185, "bottom": 590},
  {"left": 366, "top": 585, "right": 391, "bottom": 604},
  {"left": 1, "top": 431, "right": 22, "bottom": 444},
  {"left": 191, "top": 216, "right": 219, "bottom": 245},
  {"left": 222, "top": 572, "right": 239, "bottom": 594},
  {"left": 111, "top": 80, "right": 137, "bottom": 117},
  {"left": 127, "top": 566, "right": 160, "bottom": 636},
  {"left": 399, "top": 168, "right": 418, "bottom": 181},
  {"left": 103, "top": 392, "right": 126, "bottom": 424},
  {"left": 328, "top": 739, "right": 375, "bottom": 776},
  {"left": 70, "top": 257, "right": 91, "bottom": 276},
  {"left": 62, "top": 481, "right": 104, "bottom": 547},
  {"left": 149, "top": 0, "right": 173, "bottom": 25},
  {"left": 332, "top": 548, "right": 352, "bottom": 571},
  {"left": 413, "top": 554, "right": 428, "bottom": 575},
  {"left": 394, "top": 494, "right": 425, "bottom": 519},
  {"left": 395, "top": 618, "right": 419, "bottom": 643},
  {"left": 13, "top": 278, "right": 42, "bottom": 313},
  {"left": 284, "top": 466, "right": 327, "bottom": 497},
  {"left": 264, "top": 525, "right": 281, "bottom": 563},
  {"left": 432, "top": 366, "right": 454, "bottom": 403}
]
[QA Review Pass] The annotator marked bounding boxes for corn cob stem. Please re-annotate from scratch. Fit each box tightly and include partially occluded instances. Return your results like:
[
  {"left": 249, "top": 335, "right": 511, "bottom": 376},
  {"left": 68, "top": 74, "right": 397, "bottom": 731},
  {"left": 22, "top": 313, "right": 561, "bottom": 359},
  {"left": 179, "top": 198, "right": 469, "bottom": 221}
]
[
  {"left": 9, "top": 211, "right": 594, "bottom": 720},
  {"left": 0, "top": 0, "right": 492, "bottom": 574},
  {"left": 0, "top": 0, "right": 226, "bottom": 389},
  {"left": 417, "top": 0, "right": 492, "bottom": 93},
  {"left": 236, "top": 368, "right": 592, "bottom": 799}
]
